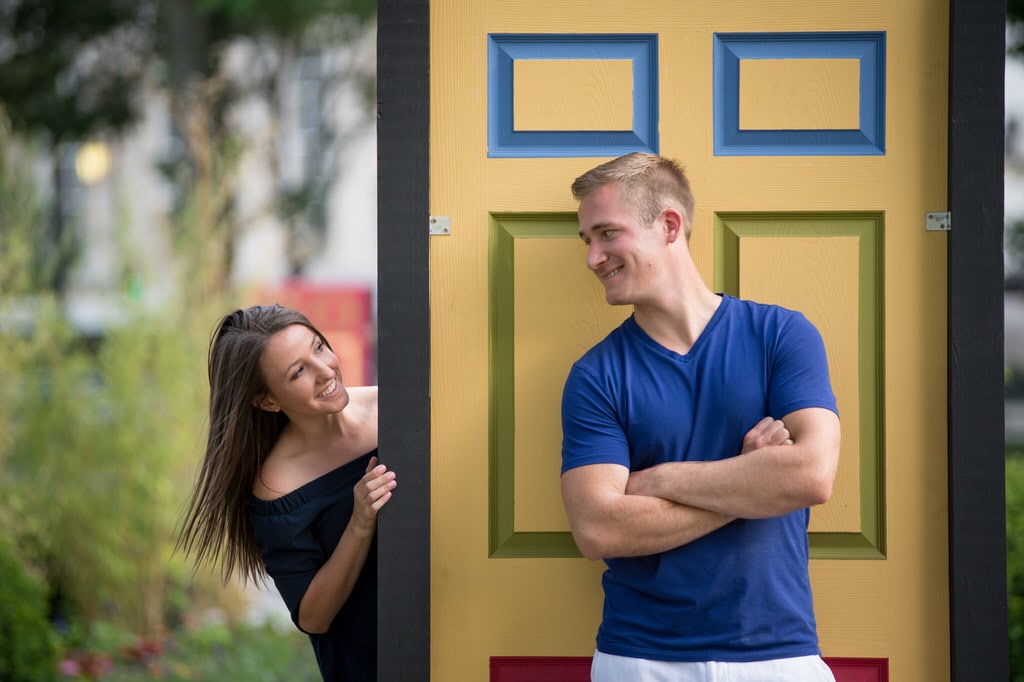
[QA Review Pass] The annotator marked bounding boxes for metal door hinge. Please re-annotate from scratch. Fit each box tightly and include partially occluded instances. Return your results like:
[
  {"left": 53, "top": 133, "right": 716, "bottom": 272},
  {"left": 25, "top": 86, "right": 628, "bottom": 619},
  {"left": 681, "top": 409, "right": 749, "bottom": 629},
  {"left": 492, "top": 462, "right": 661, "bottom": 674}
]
[
  {"left": 429, "top": 216, "right": 451, "bottom": 235},
  {"left": 926, "top": 212, "right": 951, "bottom": 232}
]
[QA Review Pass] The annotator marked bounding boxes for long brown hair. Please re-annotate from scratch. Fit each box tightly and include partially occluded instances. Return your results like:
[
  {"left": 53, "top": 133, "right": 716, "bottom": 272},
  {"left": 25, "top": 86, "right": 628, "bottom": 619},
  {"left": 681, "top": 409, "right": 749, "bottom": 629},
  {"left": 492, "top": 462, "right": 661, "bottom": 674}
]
[{"left": 176, "top": 304, "right": 331, "bottom": 584}]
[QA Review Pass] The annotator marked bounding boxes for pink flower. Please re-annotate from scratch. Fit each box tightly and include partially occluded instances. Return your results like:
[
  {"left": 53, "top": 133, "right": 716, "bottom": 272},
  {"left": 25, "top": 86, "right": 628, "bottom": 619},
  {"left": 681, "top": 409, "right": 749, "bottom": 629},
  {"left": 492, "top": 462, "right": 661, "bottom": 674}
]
[{"left": 58, "top": 658, "right": 81, "bottom": 676}]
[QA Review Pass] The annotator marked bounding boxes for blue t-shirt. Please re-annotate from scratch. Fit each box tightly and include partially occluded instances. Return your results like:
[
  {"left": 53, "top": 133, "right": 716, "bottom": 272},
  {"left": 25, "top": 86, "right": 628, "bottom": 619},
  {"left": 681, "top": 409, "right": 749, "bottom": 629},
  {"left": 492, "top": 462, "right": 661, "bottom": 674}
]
[
  {"left": 561, "top": 295, "right": 838, "bottom": 662},
  {"left": 249, "top": 450, "right": 377, "bottom": 681}
]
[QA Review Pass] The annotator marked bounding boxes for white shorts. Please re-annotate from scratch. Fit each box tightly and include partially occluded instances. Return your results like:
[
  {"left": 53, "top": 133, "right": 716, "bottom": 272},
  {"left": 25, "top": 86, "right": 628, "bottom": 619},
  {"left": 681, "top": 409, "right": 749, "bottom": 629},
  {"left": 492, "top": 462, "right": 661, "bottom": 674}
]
[{"left": 591, "top": 650, "right": 837, "bottom": 682}]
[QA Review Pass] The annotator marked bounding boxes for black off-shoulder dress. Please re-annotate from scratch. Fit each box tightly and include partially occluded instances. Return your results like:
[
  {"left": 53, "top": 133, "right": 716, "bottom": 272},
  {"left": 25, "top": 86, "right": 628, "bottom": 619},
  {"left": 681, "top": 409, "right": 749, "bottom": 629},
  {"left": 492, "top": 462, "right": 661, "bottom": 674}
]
[{"left": 249, "top": 449, "right": 377, "bottom": 682}]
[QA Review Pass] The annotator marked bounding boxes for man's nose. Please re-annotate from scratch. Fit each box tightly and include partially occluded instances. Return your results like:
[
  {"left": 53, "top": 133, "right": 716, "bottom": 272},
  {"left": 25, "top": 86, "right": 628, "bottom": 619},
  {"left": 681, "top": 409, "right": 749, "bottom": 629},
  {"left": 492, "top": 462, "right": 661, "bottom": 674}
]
[{"left": 587, "top": 242, "right": 607, "bottom": 271}]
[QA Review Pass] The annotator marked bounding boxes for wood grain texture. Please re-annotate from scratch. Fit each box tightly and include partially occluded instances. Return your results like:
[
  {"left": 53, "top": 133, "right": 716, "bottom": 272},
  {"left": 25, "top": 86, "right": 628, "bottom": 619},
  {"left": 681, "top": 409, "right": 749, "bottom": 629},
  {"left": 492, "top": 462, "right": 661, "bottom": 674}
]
[{"left": 739, "top": 58, "right": 861, "bottom": 131}]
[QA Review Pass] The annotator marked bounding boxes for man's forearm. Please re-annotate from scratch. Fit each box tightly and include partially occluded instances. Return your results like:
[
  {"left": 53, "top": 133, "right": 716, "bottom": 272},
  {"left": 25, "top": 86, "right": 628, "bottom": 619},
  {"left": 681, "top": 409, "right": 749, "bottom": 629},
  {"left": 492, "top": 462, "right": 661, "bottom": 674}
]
[
  {"left": 627, "top": 443, "right": 834, "bottom": 519},
  {"left": 626, "top": 408, "right": 840, "bottom": 519},
  {"left": 567, "top": 491, "right": 734, "bottom": 560}
]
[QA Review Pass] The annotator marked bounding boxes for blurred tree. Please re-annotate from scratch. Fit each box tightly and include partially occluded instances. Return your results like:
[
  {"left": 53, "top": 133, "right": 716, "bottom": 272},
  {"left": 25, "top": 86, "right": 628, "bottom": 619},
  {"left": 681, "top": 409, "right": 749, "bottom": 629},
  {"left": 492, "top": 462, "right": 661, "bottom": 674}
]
[
  {"left": 0, "top": 0, "right": 154, "bottom": 292},
  {"left": 0, "top": 0, "right": 151, "bottom": 141},
  {"left": 0, "top": 0, "right": 376, "bottom": 294},
  {"left": 0, "top": 0, "right": 374, "bottom": 139}
]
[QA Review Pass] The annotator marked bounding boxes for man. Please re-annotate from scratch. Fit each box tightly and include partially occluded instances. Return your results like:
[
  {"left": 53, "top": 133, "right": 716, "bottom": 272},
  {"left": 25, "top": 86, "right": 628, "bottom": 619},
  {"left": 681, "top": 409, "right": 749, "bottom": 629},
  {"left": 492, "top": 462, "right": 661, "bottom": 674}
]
[{"left": 560, "top": 152, "right": 841, "bottom": 681}]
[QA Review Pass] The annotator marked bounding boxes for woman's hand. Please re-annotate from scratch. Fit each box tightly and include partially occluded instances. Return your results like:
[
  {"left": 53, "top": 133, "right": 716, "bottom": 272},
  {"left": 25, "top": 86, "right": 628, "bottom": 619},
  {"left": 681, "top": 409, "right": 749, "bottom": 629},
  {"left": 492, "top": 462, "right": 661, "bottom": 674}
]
[
  {"left": 351, "top": 456, "right": 397, "bottom": 532},
  {"left": 298, "top": 455, "right": 397, "bottom": 633}
]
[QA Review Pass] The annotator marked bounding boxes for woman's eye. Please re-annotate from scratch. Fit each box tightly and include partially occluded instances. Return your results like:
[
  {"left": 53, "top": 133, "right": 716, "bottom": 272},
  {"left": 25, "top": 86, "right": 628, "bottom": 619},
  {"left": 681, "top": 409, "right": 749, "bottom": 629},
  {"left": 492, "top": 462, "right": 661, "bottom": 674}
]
[{"left": 292, "top": 367, "right": 304, "bottom": 380}]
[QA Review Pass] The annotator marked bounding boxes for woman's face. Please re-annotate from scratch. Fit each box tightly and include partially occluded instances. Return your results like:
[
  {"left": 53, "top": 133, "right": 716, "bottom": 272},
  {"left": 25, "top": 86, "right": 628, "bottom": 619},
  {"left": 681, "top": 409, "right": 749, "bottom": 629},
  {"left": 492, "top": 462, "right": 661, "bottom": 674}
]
[{"left": 256, "top": 323, "right": 349, "bottom": 416}]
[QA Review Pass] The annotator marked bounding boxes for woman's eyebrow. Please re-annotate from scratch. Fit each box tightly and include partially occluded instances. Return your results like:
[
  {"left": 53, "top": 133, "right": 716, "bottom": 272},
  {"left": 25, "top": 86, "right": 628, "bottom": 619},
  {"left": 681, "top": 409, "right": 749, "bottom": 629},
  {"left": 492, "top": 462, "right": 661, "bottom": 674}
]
[{"left": 280, "top": 331, "right": 321, "bottom": 377}]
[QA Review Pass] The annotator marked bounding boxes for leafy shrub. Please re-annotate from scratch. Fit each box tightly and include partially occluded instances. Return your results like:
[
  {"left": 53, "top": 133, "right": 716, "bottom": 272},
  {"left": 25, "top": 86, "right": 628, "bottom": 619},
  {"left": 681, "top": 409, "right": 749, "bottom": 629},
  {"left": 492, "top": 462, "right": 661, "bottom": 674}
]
[
  {"left": 0, "top": 301, "right": 214, "bottom": 633},
  {"left": 0, "top": 108, "right": 235, "bottom": 636},
  {"left": 0, "top": 540, "right": 60, "bottom": 682},
  {"left": 56, "top": 620, "right": 320, "bottom": 682},
  {"left": 1010, "top": 455, "right": 1024, "bottom": 679}
]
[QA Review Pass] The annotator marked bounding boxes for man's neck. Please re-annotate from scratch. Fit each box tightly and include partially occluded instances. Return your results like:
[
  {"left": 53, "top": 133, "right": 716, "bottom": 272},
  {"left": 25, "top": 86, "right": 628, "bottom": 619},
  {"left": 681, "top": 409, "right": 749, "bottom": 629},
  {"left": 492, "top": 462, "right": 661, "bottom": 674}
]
[{"left": 633, "top": 285, "right": 722, "bottom": 356}]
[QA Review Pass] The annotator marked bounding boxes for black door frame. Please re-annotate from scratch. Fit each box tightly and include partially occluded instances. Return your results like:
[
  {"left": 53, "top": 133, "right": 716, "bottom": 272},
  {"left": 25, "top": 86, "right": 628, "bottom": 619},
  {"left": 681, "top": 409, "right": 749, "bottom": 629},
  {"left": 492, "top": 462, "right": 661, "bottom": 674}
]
[
  {"left": 377, "top": 0, "right": 431, "bottom": 679},
  {"left": 947, "top": 0, "right": 1007, "bottom": 679},
  {"left": 376, "top": 1, "right": 1008, "bottom": 679}
]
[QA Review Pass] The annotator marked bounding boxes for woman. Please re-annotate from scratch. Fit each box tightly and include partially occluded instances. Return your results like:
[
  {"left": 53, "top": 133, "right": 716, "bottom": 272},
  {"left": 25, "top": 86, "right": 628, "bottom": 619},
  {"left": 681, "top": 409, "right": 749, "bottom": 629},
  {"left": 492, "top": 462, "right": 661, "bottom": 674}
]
[{"left": 177, "top": 304, "right": 395, "bottom": 681}]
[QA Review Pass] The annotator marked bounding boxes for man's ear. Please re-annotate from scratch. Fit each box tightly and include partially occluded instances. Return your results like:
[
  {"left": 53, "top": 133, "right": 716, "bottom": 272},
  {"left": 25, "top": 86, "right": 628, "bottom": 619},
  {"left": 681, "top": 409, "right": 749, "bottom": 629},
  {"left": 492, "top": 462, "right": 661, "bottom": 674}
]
[{"left": 661, "top": 207, "right": 684, "bottom": 244}]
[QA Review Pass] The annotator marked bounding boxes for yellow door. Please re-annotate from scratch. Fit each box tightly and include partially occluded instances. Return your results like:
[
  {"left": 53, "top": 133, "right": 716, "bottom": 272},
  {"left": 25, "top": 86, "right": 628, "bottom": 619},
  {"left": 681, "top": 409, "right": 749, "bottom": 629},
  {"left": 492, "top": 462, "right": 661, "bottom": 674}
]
[{"left": 429, "top": 2, "right": 949, "bottom": 680}]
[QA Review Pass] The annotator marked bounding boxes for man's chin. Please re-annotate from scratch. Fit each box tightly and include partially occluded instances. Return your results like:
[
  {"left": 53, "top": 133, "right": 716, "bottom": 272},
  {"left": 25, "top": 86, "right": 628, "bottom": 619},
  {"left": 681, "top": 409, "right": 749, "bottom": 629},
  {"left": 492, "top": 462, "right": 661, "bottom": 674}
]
[{"left": 604, "top": 292, "right": 631, "bottom": 306}]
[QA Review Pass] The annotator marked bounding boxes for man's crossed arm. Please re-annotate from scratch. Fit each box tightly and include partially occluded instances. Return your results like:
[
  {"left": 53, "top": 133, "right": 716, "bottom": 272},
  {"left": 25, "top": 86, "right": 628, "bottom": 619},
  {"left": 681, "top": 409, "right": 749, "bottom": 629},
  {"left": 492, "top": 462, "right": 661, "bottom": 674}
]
[{"left": 560, "top": 407, "right": 840, "bottom": 560}]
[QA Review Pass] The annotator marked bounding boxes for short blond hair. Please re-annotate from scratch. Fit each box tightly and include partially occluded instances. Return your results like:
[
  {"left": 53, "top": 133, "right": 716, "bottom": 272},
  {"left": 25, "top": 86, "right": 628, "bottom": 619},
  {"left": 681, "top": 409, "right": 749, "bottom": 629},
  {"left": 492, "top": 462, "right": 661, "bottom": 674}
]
[{"left": 571, "top": 152, "right": 695, "bottom": 238}]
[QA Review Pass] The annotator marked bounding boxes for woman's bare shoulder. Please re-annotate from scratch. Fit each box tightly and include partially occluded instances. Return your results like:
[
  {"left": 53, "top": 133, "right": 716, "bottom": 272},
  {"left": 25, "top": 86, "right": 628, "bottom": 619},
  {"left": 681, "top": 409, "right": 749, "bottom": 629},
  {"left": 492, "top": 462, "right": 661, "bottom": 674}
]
[
  {"left": 345, "top": 386, "right": 378, "bottom": 449},
  {"left": 348, "top": 385, "right": 378, "bottom": 414},
  {"left": 348, "top": 385, "right": 378, "bottom": 401},
  {"left": 250, "top": 429, "right": 307, "bottom": 500}
]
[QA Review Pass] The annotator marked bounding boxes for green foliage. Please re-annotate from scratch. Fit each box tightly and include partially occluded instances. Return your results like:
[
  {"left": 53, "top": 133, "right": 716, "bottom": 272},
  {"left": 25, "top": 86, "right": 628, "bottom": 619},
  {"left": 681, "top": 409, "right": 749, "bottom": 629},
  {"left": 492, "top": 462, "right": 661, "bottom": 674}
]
[
  {"left": 0, "top": 113, "right": 51, "bottom": 295},
  {"left": 0, "top": 106, "right": 234, "bottom": 636},
  {"left": 1009, "top": 361, "right": 1024, "bottom": 405},
  {"left": 0, "top": 0, "right": 376, "bottom": 143},
  {"left": 1012, "top": 0, "right": 1024, "bottom": 26},
  {"left": 56, "top": 620, "right": 320, "bottom": 681},
  {"left": 1013, "top": 2, "right": 1024, "bottom": 56},
  {"left": 2, "top": 310, "right": 196, "bottom": 627},
  {"left": 1010, "top": 217, "right": 1024, "bottom": 280},
  {"left": 0, "top": 122, "right": 215, "bottom": 624},
  {"left": 198, "top": 0, "right": 376, "bottom": 41},
  {"left": 0, "top": 0, "right": 154, "bottom": 142},
  {"left": 1010, "top": 454, "right": 1024, "bottom": 679},
  {"left": 0, "top": 540, "right": 60, "bottom": 682},
  {"left": 4, "top": 301, "right": 212, "bottom": 632}
]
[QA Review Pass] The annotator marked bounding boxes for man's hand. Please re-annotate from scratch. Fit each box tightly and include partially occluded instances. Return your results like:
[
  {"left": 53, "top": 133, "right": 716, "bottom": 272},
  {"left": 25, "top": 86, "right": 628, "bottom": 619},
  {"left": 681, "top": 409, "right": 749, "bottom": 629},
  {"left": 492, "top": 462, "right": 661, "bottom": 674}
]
[{"left": 740, "top": 416, "right": 793, "bottom": 453}]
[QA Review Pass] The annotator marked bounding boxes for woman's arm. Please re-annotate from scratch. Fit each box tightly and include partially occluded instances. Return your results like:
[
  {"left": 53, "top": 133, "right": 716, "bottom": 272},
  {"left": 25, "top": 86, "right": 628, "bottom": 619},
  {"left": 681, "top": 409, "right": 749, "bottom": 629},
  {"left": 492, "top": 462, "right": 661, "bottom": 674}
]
[{"left": 297, "top": 456, "right": 395, "bottom": 634}]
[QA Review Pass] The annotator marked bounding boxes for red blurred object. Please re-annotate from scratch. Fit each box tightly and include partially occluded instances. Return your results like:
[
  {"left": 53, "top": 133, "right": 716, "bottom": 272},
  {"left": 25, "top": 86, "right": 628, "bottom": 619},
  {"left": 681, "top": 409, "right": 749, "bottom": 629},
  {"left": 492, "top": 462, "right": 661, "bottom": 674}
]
[{"left": 259, "top": 280, "right": 375, "bottom": 386}]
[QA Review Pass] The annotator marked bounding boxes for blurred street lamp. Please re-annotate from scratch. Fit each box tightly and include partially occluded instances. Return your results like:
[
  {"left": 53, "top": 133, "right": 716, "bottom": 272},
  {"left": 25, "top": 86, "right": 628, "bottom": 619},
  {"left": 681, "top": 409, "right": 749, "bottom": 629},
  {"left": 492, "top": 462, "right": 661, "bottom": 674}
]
[{"left": 74, "top": 141, "right": 112, "bottom": 185}]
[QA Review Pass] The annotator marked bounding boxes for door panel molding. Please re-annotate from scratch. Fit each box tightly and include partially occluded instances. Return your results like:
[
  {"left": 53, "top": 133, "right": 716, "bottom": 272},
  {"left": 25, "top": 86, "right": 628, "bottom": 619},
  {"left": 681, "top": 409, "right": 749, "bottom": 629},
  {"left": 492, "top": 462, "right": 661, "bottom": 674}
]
[
  {"left": 488, "top": 34, "right": 659, "bottom": 157},
  {"left": 715, "top": 212, "right": 885, "bottom": 560}
]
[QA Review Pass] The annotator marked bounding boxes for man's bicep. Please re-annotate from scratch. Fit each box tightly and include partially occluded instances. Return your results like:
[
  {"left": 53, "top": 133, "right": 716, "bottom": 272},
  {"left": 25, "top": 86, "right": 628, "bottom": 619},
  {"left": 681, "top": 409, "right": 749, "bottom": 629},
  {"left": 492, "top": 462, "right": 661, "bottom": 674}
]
[
  {"left": 783, "top": 407, "right": 841, "bottom": 473},
  {"left": 784, "top": 406, "right": 839, "bottom": 440}
]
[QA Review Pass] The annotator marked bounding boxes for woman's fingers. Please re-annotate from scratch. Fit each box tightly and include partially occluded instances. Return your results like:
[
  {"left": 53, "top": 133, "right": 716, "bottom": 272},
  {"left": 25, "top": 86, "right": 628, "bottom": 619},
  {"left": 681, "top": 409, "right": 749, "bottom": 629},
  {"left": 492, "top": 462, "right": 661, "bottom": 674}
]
[{"left": 356, "top": 463, "right": 397, "bottom": 515}]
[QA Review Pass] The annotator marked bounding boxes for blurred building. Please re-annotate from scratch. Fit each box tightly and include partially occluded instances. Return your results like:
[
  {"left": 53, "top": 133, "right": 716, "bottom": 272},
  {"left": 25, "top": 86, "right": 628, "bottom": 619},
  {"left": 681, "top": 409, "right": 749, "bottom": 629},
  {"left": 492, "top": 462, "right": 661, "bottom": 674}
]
[{"left": 1007, "top": 46, "right": 1024, "bottom": 444}]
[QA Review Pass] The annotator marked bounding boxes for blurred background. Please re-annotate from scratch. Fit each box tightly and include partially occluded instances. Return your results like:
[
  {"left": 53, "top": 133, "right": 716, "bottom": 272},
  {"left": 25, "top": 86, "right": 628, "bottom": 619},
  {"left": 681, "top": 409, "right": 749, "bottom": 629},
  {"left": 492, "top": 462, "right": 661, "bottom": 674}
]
[
  {"left": 1007, "top": 5, "right": 1024, "bottom": 435},
  {"left": 1008, "top": 6, "right": 1024, "bottom": 681},
  {"left": 0, "top": 0, "right": 375, "bottom": 679},
  {"left": 1, "top": 2, "right": 1023, "bottom": 681}
]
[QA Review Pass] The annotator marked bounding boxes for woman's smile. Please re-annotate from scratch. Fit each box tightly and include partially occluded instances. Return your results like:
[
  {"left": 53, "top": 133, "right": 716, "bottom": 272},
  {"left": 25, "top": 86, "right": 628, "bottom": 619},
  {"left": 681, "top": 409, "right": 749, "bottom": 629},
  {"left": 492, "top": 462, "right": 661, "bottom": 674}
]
[{"left": 317, "top": 377, "right": 340, "bottom": 400}]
